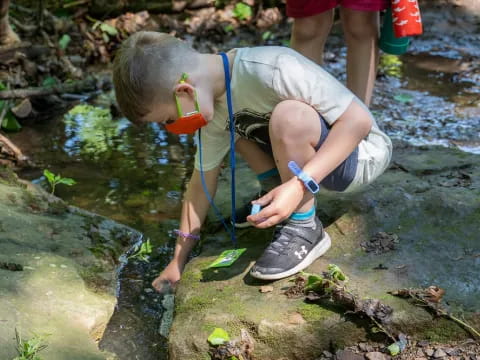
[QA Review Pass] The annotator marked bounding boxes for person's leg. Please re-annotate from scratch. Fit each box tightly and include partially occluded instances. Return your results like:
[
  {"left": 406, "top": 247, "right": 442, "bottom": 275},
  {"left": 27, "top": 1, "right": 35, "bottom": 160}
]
[
  {"left": 339, "top": 7, "right": 380, "bottom": 106},
  {"left": 290, "top": 9, "right": 335, "bottom": 65},
  {"left": 234, "top": 138, "right": 281, "bottom": 228},
  {"left": 0, "top": 0, "right": 19, "bottom": 46},
  {"left": 235, "top": 137, "right": 277, "bottom": 177},
  {"left": 250, "top": 100, "right": 331, "bottom": 280},
  {"left": 268, "top": 100, "right": 321, "bottom": 213}
]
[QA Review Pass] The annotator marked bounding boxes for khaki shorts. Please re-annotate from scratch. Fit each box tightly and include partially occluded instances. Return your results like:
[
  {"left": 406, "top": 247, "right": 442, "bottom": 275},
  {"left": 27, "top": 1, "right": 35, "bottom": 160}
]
[{"left": 344, "top": 127, "right": 393, "bottom": 193}]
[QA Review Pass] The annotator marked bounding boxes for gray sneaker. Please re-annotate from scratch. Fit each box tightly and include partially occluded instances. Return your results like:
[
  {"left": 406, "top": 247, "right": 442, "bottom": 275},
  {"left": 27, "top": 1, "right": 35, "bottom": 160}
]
[{"left": 250, "top": 217, "right": 331, "bottom": 280}]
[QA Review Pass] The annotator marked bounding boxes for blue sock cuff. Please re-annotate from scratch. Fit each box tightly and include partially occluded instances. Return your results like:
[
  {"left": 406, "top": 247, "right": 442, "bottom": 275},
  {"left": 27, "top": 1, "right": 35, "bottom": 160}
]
[
  {"left": 290, "top": 205, "right": 316, "bottom": 221},
  {"left": 257, "top": 168, "right": 279, "bottom": 181}
]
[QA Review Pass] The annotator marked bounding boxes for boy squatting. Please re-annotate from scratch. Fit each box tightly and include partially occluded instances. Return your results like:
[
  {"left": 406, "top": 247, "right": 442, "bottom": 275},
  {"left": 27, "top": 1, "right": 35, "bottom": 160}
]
[{"left": 112, "top": 31, "right": 392, "bottom": 290}]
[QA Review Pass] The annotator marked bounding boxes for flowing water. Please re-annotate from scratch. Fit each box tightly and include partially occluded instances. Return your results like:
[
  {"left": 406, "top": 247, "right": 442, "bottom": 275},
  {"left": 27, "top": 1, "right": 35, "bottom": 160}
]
[{"left": 11, "top": 15, "right": 480, "bottom": 359}]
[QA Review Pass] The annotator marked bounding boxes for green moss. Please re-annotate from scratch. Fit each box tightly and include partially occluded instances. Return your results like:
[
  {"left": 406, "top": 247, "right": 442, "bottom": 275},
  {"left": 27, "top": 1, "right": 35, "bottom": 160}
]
[
  {"left": 297, "top": 303, "right": 336, "bottom": 323},
  {"left": 176, "top": 295, "right": 214, "bottom": 314},
  {"left": 418, "top": 318, "right": 470, "bottom": 342},
  {"left": 0, "top": 166, "right": 20, "bottom": 186},
  {"left": 181, "top": 266, "right": 205, "bottom": 285},
  {"left": 201, "top": 323, "right": 217, "bottom": 334}
]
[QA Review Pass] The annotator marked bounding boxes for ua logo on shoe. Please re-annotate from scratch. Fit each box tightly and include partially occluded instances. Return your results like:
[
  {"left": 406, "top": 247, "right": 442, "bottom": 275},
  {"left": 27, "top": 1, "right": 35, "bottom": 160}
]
[{"left": 294, "top": 246, "right": 308, "bottom": 260}]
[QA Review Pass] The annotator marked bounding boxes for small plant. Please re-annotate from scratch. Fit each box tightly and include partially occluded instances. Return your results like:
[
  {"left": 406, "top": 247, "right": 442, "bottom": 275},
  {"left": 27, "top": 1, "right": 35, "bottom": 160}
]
[
  {"left": 43, "top": 169, "right": 76, "bottom": 194},
  {"left": 128, "top": 239, "right": 152, "bottom": 262},
  {"left": 232, "top": 2, "right": 252, "bottom": 21},
  {"left": 14, "top": 328, "right": 48, "bottom": 360}
]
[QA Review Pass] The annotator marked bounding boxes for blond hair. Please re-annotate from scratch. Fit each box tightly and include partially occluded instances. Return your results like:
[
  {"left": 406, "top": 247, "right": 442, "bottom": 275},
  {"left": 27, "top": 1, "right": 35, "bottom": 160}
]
[{"left": 113, "top": 31, "right": 199, "bottom": 123}]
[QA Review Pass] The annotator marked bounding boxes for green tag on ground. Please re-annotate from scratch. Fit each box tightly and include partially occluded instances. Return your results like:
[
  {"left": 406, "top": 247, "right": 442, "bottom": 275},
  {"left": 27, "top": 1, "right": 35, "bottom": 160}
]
[{"left": 208, "top": 248, "right": 246, "bottom": 268}]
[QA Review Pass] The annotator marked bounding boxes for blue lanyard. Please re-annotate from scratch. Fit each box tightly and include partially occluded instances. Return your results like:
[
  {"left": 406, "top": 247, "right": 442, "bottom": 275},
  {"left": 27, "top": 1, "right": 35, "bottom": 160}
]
[{"left": 198, "top": 52, "right": 237, "bottom": 248}]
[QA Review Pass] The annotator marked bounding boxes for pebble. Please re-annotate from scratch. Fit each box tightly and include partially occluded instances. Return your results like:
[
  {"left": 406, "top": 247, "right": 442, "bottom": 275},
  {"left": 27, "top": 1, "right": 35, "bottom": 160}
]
[
  {"left": 335, "top": 350, "right": 364, "bottom": 360},
  {"left": 417, "top": 340, "right": 430, "bottom": 347},
  {"left": 60, "top": 264, "right": 68, "bottom": 268},
  {"left": 416, "top": 349, "right": 425, "bottom": 356},
  {"left": 322, "top": 350, "right": 333, "bottom": 358},
  {"left": 144, "top": 288, "right": 154, "bottom": 293},
  {"left": 359, "top": 343, "right": 374, "bottom": 352},
  {"left": 49, "top": 263, "right": 57, "bottom": 267},
  {"left": 365, "top": 351, "right": 389, "bottom": 360},
  {"left": 425, "top": 348, "right": 435, "bottom": 356},
  {"left": 433, "top": 348, "right": 447, "bottom": 358},
  {"left": 445, "top": 348, "right": 458, "bottom": 356}
]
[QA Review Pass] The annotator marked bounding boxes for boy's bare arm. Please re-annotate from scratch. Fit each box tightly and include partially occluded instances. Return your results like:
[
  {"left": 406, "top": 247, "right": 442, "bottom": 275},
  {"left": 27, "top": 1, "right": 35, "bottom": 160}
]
[
  {"left": 171, "top": 166, "right": 221, "bottom": 266},
  {"left": 303, "top": 99, "right": 372, "bottom": 183}
]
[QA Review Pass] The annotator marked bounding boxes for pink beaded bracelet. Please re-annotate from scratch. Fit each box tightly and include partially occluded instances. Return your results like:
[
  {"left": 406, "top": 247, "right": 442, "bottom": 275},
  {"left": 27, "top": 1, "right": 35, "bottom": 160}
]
[{"left": 173, "top": 229, "right": 200, "bottom": 241}]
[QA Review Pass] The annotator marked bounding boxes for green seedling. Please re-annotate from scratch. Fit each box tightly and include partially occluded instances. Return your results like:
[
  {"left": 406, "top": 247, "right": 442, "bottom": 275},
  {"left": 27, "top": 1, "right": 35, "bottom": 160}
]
[
  {"left": 232, "top": 3, "right": 252, "bottom": 21},
  {"left": 43, "top": 169, "right": 76, "bottom": 194},
  {"left": 128, "top": 239, "right": 152, "bottom": 262},
  {"left": 327, "top": 264, "right": 348, "bottom": 282},
  {"left": 14, "top": 328, "right": 48, "bottom": 360},
  {"left": 92, "top": 21, "right": 118, "bottom": 43}
]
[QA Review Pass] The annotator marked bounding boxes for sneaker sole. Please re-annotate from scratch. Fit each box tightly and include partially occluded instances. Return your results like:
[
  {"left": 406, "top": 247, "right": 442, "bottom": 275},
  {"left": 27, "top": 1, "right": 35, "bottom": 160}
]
[{"left": 249, "top": 231, "right": 332, "bottom": 280}]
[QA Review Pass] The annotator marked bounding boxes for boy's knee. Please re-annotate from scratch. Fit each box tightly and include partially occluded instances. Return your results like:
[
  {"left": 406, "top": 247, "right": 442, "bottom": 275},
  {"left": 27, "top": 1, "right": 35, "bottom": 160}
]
[{"left": 270, "top": 100, "right": 319, "bottom": 141}]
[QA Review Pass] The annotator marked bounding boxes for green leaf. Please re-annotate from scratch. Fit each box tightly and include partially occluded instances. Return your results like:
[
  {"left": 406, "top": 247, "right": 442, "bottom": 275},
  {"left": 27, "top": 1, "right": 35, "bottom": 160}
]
[
  {"left": 393, "top": 93, "right": 413, "bottom": 104},
  {"left": 232, "top": 3, "right": 252, "bottom": 21},
  {"left": 59, "top": 34, "right": 71, "bottom": 50},
  {"left": 58, "top": 178, "right": 76, "bottom": 186},
  {"left": 328, "top": 264, "right": 348, "bottom": 282},
  {"left": 207, "top": 328, "right": 230, "bottom": 346},
  {"left": 387, "top": 343, "right": 401, "bottom": 356},
  {"left": 304, "top": 273, "right": 324, "bottom": 291},
  {"left": 100, "top": 23, "right": 118, "bottom": 36},
  {"left": 92, "top": 21, "right": 101, "bottom": 31},
  {"left": 223, "top": 24, "right": 234, "bottom": 33},
  {"left": 43, "top": 169, "right": 55, "bottom": 183},
  {"left": 102, "top": 32, "right": 109, "bottom": 43},
  {"left": 1, "top": 111, "right": 21, "bottom": 132},
  {"left": 42, "top": 77, "right": 57, "bottom": 87},
  {"left": 262, "top": 31, "right": 272, "bottom": 41}
]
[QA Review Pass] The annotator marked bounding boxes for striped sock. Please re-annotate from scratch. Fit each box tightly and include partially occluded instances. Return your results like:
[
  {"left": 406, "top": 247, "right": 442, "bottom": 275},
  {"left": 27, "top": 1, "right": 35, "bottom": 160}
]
[
  {"left": 288, "top": 205, "right": 316, "bottom": 229},
  {"left": 257, "top": 168, "right": 281, "bottom": 192}
]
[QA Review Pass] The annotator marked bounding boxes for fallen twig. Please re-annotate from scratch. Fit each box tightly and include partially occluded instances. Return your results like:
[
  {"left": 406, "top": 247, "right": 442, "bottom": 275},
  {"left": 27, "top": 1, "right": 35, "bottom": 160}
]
[
  {"left": 390, "top": 287, "right": 480, "bottom": 340},
  {"left": 299, "top": 265, "right": 397, "bottom": 342},
  {"left": 0, "top": 77, "right": 100, "bottom": 99}
]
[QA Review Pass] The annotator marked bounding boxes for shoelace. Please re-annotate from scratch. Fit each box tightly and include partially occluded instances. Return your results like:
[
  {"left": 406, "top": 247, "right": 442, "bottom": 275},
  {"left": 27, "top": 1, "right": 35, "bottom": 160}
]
[{"left": 265, "top": 225, "right": 304, "bottom": 256}]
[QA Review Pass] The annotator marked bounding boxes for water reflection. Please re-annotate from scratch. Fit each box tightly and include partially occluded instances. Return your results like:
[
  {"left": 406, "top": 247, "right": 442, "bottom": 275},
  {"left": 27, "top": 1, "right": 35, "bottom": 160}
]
[{"left": 15, "top": 105, "right": 196, "bottom": 359}]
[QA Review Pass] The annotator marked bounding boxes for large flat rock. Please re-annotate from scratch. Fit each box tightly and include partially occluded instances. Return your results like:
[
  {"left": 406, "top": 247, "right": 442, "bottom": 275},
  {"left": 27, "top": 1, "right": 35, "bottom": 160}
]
[
  {"left": 0, "top": 167, "right": 140, "bottom": 360},
  {"left": 170, "top": 143, "right": 480, "bottom": 359}
]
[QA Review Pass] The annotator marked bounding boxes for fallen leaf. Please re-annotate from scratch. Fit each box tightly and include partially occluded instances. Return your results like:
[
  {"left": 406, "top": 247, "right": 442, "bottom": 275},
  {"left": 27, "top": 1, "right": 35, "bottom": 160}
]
[{"left": 424, "top": 286, "right": 445, "bottom": 303}]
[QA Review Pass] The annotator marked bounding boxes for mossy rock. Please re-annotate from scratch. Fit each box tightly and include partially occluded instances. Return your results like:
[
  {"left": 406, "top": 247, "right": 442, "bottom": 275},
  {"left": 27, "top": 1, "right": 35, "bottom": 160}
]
[{"left": 170, "top": 144, "right": 480, "bottom": 359}]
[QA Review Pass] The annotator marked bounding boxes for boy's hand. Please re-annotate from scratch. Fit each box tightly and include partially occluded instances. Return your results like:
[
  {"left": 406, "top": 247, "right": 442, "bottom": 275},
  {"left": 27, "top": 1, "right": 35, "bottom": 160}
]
[
  {"left": 152, "top": 260, "right": 183, "bottom": 293},
  {"left": 246, "top": 177, "right": 306, "bottom": 228}
]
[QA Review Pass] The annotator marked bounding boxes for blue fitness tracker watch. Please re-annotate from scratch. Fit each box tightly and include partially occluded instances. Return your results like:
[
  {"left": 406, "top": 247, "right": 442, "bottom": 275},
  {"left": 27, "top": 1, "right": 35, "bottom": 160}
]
[{"left": 288, "top": 161, "right": 320, "bottom": 194}]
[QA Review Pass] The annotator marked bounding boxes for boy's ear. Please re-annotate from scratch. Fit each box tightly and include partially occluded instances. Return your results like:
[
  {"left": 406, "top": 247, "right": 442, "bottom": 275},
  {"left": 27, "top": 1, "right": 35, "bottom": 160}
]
[{"left": 173, "top": 82, "right": 195, "bottom": 96}]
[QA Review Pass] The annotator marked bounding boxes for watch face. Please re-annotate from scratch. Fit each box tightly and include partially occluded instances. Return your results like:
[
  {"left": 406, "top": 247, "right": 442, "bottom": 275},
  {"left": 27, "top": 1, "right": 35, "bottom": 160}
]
[{"left": 307, "top": 180, "right": 320, "bottom": 193}]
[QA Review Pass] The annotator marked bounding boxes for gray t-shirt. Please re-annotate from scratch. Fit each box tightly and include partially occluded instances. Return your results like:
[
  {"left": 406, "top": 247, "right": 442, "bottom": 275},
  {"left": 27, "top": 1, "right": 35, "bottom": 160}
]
[{"left": 194, "top": 46, "right": 392, "bottom": 190}]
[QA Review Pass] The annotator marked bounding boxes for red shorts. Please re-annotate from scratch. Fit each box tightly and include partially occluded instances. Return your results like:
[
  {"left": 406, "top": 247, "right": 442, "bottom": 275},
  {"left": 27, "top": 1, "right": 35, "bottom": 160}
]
[{"left": 286, "top": 0, "right": 389, "bottom": 18}]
